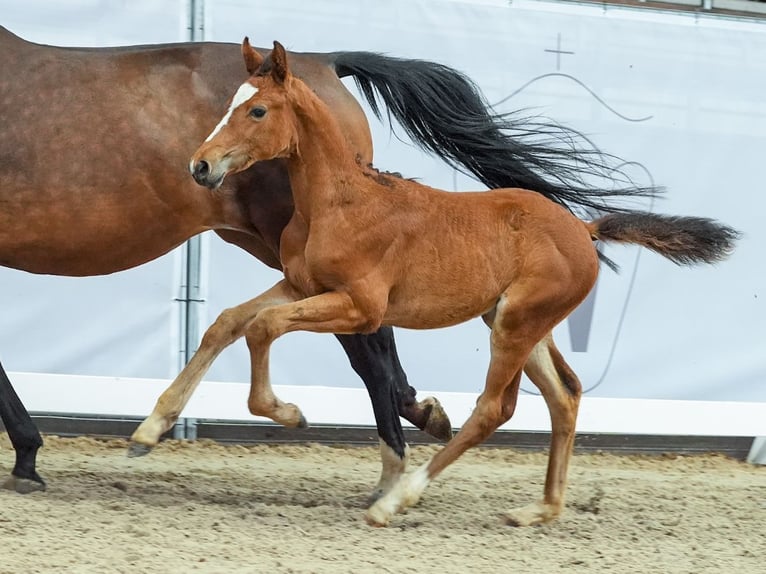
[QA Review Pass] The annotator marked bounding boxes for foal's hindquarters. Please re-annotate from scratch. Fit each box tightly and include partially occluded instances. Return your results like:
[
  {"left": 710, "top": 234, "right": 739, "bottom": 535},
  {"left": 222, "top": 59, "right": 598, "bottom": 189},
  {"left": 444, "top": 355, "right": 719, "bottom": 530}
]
[{"left": 362, "top": 196, "right": 600, "bottom": 526}]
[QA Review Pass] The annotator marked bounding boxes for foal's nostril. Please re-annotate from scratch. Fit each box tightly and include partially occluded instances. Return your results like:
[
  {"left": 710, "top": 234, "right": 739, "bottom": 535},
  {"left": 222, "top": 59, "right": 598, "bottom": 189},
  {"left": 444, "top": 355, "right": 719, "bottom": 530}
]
[{"left": 193, "top": 160, "right": 210, "bottom": 180}]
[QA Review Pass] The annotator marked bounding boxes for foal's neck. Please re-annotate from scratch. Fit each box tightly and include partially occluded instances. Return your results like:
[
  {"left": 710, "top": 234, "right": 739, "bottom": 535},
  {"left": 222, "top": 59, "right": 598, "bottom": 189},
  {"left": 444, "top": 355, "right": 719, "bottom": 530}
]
[{"left": 285, "top": 83, "right": 364, "bottom": 219}]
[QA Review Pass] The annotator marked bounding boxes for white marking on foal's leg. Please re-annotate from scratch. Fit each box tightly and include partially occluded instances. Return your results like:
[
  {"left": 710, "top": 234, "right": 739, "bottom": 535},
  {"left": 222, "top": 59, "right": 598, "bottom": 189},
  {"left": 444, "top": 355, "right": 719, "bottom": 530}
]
[
  {"left": 370, "top": 439, "right": 409, "bottom": 503},
  {"left": 365, "top": 459, "right": 432, "bottom": 526},
  {"left": 204, "top": 82, "right": 259, "bottom": 142}
]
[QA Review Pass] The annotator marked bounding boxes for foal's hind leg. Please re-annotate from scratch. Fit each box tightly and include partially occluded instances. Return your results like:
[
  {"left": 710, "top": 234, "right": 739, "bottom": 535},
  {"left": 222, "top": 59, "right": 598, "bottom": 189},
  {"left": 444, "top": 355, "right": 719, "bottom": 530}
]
[
  {"left": 504, "top": 333, "right": 581, "bottom": 526},
  {"left": 129, "top": 282, "right": 301, "bottom": 454},
  {"left": 366, "top": 286, "right": 563, "bottom": 526},
  {"left": 0, "top": 361, "right": 46, "bottom": 493}
]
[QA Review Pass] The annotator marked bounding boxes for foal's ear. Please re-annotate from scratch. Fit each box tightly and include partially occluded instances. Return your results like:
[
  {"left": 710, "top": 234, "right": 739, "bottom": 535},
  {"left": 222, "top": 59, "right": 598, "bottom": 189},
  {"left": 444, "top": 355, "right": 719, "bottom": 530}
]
[
  {"left": 241, "top": 37, "right": 264, "bottom": 75},
  {"left": 271, "top": 40, "right": 290, "bottom": 84}
]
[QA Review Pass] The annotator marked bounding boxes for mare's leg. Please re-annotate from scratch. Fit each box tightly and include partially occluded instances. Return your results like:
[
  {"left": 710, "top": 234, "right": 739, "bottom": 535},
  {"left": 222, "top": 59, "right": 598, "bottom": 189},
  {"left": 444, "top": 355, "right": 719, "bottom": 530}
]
[
  {"left": 335, "top": 329, "right": 452, "bottom": 501},
  {"left": 0, "top": 360, "right": 45, "bottom": 493},
  {"left": 129, "top": 283, "right": 300, "bottom": 454},
  {"left": 366, "top": 283, "right": 570, "bottom": 526},
  {"left": 503, "top": 332, "right": 581, "bottom": 526},
  {"left": 337, "top": 330, "right": 452, "bottom": 440},
  {"left": 334, "top": 331, "right": 408, "bottom": 501}
]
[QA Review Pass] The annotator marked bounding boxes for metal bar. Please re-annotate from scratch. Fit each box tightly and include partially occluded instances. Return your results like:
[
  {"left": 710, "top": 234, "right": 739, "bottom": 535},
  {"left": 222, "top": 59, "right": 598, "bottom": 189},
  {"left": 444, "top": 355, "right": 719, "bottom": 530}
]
[
  {"left": 14, "top": 414, "right": 758, "bottom": 460},
  {"left": 175, "top": 0, "right": 207, "bottom": 440}
]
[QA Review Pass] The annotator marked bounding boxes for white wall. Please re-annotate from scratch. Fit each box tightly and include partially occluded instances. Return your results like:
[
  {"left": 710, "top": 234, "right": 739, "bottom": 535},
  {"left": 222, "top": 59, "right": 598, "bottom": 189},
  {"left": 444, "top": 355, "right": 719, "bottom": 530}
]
[
  {"left": 202, "top": 0, "right": 766, "bottom": 403},
  {"left": 2, "top": 0, "right": 764, "bottom": 433},
  {"left": 0, "top": 0, "right": 188, "bottom": 380}
]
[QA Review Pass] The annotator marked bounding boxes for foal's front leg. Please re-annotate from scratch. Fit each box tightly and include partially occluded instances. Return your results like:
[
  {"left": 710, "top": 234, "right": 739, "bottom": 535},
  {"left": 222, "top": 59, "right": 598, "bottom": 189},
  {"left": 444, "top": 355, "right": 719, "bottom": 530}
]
[
  {"left": 244, "top": 285, "right": 381, "bottom": 423},
  {"left": 129, "top": 282, "right": 301, "bottom": 454}
]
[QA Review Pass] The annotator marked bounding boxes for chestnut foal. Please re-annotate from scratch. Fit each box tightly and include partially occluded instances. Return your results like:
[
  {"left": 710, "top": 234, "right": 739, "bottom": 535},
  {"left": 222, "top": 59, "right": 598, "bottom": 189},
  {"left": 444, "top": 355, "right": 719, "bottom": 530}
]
[{"left": 185, "top": 40, "right": 738, "bottom": 526}]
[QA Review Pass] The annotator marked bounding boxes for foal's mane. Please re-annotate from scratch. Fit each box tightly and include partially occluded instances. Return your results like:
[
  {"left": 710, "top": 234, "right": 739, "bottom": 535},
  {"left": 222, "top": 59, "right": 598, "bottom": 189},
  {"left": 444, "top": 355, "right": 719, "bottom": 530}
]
[
  {"left": 256, "top": 50, "right": 413, "bottom": 190},
  {"left": 356, "top": 155, "right": 411, "bottom": 187}
]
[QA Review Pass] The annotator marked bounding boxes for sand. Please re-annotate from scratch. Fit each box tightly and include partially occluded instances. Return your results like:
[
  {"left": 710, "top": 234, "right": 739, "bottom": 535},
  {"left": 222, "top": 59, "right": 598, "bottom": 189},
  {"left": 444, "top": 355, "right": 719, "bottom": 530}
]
[{"left": 0, "top": 434, "right": 763, "bottom": 573}]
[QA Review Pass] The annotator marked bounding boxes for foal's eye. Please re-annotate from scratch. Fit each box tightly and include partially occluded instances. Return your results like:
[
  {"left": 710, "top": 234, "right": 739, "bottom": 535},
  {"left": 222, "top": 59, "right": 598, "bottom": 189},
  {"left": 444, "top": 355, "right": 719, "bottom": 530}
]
[{"left": 249, "top": 106, "right": 267, "bottom": 119}]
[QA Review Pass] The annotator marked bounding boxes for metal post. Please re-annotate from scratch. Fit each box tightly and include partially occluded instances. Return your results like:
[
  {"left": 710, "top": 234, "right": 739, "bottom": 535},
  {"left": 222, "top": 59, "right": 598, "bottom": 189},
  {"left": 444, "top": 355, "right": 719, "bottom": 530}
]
[
  {"left": 748, "top": 437, "right": 766, "bottom": 465},
  {"left": 174, "top": 0, "right": 206, "bottom": 440},
  {"left": 188, "top": 0, "right": 205, "bottom": 43}
]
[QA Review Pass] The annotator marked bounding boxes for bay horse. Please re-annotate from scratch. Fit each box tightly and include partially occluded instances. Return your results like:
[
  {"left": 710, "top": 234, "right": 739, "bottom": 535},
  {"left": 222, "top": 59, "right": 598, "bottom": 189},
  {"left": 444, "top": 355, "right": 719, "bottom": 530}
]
[{"left": 181, "top": 40, "right": 739, "bottom": 526}]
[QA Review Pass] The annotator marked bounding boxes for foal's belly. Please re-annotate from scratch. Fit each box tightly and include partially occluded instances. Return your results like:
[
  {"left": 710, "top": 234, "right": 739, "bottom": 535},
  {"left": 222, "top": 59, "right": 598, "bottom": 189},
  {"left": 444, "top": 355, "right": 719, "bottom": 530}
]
[{"left": 383, "top": 281, "right": 501, "bottom": 330}]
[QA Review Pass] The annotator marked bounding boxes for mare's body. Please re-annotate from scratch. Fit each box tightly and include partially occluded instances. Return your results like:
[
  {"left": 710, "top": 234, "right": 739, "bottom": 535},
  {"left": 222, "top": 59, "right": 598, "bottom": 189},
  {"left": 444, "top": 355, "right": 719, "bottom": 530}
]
[{"left": 0, "top": 27, "right": 462, "bottom": 494}]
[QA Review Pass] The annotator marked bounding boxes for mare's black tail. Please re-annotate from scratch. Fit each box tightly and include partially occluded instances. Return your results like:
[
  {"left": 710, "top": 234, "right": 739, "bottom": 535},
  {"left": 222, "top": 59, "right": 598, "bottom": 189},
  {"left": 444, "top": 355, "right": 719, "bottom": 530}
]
[{"left": 331, "top": 51, "right": 662, "bottom": 218}]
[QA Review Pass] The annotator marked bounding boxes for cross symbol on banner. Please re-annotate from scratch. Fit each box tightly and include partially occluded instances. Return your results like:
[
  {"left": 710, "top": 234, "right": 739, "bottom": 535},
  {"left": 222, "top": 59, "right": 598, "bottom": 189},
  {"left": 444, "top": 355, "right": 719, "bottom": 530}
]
[{"left": 545, "top": 33, "right": 575, "bottom": 71}]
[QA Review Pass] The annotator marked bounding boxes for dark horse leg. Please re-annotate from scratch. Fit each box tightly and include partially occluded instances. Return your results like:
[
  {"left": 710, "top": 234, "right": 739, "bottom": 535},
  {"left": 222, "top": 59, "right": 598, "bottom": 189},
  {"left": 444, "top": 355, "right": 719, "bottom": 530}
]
[
  {"left": 336, "top": 327, "right": 452, "bottom": 503},
  {"left": 335, "top": 328, "right": 451, "bottom": 501},
  {"left": 0, "top": 360, "right": 46, "bottom": 493},
  {"left": 336, "top": 328, "right": 451, "bottom": 445}
]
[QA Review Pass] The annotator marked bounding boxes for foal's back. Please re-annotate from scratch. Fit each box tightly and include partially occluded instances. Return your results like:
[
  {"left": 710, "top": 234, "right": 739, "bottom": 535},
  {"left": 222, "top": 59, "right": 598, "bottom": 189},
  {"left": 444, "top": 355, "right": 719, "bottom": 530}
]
[{"left": 324, "top": 172, "right": 598, "bottom": 330}]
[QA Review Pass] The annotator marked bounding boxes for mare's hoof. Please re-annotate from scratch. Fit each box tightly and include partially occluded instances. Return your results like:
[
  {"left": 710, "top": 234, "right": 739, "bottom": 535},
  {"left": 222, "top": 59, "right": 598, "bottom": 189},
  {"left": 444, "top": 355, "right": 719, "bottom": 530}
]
[
  {"left": 297, "top": 414, "right": 309, "bottom": 429},
  {"left": 2, "top": 475, "right": 46, "bottom": 494},
  {"left": 127, "top": 442, "right": 154, "bottom": 458},
  {"left": 422, "top": 398, "right": 453, "bottom": 442}
]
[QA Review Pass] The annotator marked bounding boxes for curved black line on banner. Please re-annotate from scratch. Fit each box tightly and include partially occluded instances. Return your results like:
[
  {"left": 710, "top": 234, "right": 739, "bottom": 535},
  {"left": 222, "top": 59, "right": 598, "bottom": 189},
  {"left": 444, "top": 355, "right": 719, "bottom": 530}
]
[{"left": 493, "top": 73, "right": 653, "bottom": 123}]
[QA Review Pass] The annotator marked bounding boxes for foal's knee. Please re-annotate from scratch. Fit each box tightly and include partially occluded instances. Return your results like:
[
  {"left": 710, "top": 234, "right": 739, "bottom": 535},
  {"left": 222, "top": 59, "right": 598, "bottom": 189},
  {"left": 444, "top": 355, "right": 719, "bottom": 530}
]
[
  {"left": 203, "top": 307, "right": 250, "bottom": 347},
  {"left": 244, "top": 311, "right": 280, "bottom": 349}
]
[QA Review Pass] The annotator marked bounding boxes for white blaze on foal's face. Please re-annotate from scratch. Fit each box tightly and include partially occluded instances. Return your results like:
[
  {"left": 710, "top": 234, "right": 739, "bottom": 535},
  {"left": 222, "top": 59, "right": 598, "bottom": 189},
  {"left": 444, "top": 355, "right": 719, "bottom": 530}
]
[{"left": 204, "top": 82, "right": 259, "bottom": 142}]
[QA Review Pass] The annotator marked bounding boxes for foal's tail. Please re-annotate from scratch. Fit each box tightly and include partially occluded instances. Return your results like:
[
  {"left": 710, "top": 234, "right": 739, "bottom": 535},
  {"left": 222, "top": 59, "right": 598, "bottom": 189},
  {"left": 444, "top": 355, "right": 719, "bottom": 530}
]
[
  {"left": 588, "top": 212, "right": 740, "bottom": 266},
  {"left": 329, "top": 51, "right": 661, "bottom": 217}
]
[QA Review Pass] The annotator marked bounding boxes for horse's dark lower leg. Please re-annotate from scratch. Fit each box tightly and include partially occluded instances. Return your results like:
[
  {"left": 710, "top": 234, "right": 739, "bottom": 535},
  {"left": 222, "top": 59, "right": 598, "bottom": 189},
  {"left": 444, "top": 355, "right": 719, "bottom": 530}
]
[
  {"left": 0, "top": 360, "right": 46, "bottom": 492},
  {"left": 335, "top": 328, "right": 452, "bottom": 445},
  {"left": 375, "top": 329, "right": 453, "bottom": 441}
]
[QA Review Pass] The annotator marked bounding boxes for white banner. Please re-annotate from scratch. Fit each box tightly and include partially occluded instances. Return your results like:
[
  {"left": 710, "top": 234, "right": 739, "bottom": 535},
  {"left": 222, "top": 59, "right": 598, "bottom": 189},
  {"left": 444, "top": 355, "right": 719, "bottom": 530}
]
[
  {"left": 203, "top": 0, "right": 766, "bottom": 402},
  {"left": 1, "top": 1, "right": 764, "bottom": 434},
  {"left": 0, "top": 0, "right": 188, "bottom": 380}
]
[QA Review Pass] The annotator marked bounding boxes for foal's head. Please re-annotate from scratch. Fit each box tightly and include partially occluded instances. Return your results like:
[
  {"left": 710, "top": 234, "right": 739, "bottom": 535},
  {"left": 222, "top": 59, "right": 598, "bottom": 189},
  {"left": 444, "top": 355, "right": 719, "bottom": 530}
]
[{"left": 190, "top": 39, "right": 298, "bottom": 189}]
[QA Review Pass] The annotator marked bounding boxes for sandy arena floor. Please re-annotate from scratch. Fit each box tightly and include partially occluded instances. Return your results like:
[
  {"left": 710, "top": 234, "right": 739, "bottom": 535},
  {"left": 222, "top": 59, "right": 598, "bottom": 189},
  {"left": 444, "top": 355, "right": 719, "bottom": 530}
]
[{"left": 0, "top": 434, "right": 763, "bottom": 573}]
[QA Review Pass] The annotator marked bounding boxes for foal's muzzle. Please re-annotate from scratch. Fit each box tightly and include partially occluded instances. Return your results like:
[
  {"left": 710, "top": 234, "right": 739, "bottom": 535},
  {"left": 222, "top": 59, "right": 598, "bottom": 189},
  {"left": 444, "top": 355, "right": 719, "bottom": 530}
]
[{"left": 190, "top": 159, "right": 224, "bottom": 189}]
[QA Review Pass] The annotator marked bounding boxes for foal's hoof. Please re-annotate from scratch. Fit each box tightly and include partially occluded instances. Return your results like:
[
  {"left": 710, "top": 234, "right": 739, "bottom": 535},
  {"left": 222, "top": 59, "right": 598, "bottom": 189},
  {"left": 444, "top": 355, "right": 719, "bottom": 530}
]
[
  {"left": 127, "top": 442, "right": 154, "bottom": 458},
  {"left": 503, "top": 501, "right": 559, "bottom": 527},
  {"left": 364, "top": 507, "right": 391, "bottom": 528},
  {"left": 297, "top": 414, "right": 309, "bottom": 429},
  {"left": 421, "top": 397, "right": 453, "bottom": 442},
  {"left": 2, "top": 475, "right": 46, "bottom": 494}
]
